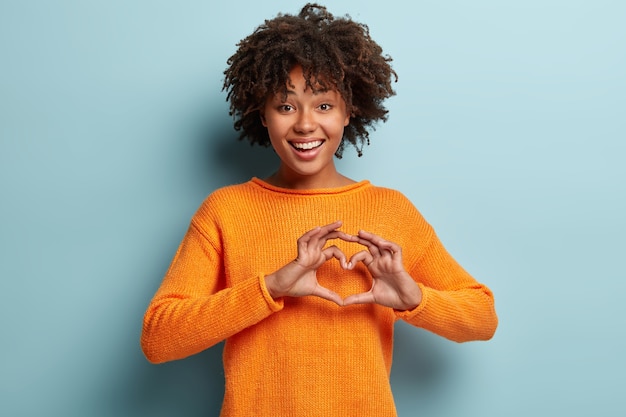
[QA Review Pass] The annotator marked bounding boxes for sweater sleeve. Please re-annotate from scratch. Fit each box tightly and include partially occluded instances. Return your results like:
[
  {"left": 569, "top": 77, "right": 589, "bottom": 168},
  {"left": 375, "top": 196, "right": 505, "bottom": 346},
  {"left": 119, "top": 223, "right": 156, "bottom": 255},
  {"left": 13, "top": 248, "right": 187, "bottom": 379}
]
[
  {"left": 141, "top": 222, "right": 284, "bottom": 364},
  {"left": 396, "top": 232, "right": 498, "bottom": 343}
]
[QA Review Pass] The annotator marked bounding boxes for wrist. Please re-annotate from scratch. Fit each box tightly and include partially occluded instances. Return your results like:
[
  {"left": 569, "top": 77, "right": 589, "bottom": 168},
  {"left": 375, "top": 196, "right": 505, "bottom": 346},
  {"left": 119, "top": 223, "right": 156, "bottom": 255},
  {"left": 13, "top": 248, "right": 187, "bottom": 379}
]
[
  {"left": 264, "top": 274, "right": 281, "bottom": 300},
  {"left": 399, "top": 279, "right": 422, "bottom": 311}
]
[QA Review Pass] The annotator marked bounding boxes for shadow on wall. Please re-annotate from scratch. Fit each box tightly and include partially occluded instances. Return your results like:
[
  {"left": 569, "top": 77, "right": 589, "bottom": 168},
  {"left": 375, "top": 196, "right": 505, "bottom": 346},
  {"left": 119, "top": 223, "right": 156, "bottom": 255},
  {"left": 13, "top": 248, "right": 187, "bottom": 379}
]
[
  {"left": 391, "top": 321, "right": 457, "bottom": 411},
  {"left": 107, "top": 346, "right": 225, "bottom": 417},
  {"left": 194, "top": 114, "right": 279, "bottom": 188}
]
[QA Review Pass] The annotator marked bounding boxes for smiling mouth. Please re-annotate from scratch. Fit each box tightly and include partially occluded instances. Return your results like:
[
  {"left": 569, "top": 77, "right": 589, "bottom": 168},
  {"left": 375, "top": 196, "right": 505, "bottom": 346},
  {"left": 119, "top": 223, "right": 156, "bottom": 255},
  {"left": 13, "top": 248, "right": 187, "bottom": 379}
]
[{"left": 290, "top": 140, "right": 324, "bottom": 152}]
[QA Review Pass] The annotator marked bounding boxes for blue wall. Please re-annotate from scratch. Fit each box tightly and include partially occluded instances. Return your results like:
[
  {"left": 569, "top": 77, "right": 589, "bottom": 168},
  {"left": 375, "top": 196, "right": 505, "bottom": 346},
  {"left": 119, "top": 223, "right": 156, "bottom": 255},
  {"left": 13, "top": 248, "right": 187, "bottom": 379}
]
[{"left": 1, "top": 1, "right": 624, "bottom": 416}]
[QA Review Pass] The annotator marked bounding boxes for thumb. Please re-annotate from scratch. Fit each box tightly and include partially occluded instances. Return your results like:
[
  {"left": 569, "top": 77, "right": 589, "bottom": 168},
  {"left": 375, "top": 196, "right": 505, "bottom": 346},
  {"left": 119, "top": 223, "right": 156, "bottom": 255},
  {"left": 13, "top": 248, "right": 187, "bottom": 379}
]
[
  {"left": 343, "top": 291, "right": 375, "bottom": 306},
  {"left": 311, "top": 284, "right": 344, "bottom": 306}
]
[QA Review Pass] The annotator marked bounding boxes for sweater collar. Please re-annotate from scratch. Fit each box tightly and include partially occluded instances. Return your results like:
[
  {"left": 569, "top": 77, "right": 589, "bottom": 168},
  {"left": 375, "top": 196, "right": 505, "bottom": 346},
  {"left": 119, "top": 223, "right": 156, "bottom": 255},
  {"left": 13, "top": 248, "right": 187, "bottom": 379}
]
[{"left": 250, "top": 177, "right": 371, "bottom": 195}]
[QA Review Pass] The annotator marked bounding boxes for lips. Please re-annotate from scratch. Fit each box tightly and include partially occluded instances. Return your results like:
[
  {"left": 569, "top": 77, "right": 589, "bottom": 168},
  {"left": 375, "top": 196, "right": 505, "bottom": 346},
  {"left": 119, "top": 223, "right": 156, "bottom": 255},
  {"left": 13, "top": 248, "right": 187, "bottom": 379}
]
[{"left": 290, "top": 140, "right": 324, "bottom": 152}]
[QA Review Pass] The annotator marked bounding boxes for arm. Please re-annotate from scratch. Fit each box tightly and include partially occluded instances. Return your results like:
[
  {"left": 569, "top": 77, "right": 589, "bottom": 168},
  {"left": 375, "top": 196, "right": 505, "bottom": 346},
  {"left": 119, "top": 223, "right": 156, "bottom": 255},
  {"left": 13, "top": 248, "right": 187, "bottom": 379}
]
[
  {"left": 141, "top": 220, "right": 356, "bottom": 364},
  {"left": 343, "top": 230, "right": 497, "bottom": 342},
  {"left": 396, "top": 233, "right": 498, "bottom": 342},
  {"left": 140, "top": 223, "right": 283, "bottom": 364}
]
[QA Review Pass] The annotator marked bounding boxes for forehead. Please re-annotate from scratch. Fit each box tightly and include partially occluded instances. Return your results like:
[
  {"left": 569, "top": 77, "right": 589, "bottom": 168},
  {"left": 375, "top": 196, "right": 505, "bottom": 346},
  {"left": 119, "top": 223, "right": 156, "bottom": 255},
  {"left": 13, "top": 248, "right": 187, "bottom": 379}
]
[
  {"left": 283, "top": 65, "right": 334, "bottom": 92},
  {"left": 269, "top": 85, "right": 341, "bottom": 102},
  {"left": 265, "top": 65, "right": 346, "bottom": 104}
]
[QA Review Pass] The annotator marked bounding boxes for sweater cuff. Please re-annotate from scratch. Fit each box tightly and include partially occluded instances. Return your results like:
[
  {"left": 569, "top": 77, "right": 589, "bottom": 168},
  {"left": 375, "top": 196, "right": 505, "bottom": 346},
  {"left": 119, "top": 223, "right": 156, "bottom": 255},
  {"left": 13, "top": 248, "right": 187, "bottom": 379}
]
[
  {"left": 258, "top": 273, "right": 284, "bottom": 312},
  {"left": 394, "top": 282, "right": 428, "bottom": 321}
]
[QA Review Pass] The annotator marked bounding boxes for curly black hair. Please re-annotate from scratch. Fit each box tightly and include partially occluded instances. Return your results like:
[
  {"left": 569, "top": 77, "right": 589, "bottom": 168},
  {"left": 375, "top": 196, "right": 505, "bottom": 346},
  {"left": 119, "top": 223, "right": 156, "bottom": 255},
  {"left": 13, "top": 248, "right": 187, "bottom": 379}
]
[{"left": 222, "top": 3, "right": 397, "bottom": 157}]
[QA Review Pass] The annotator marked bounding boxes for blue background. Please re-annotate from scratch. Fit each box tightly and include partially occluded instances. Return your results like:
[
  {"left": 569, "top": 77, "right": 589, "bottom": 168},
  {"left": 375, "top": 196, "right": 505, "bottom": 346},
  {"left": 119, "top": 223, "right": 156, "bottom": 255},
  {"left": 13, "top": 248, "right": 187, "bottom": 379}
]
[{"left": 1, "top": 1, "right": 624, "bottom": 416}]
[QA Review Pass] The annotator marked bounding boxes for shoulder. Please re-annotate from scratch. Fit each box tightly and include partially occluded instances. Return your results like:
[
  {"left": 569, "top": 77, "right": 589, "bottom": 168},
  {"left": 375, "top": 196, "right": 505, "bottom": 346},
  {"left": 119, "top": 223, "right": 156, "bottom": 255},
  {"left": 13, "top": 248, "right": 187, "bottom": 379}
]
[
  {"left": 365, "top": 184, "right": 422, "bottom": 214},
  {"left": 366, "top": 184, "right": 408, "bottom": 199},
  {"left": 367, "top": 183, "right": 433, "bottom": 233},
  {"left": 192, "top": 181, "right": 259, "bottom": 224},
  {"left": 364, "top": 185, "right": 437, "bottom": 267},
  {"left": 204, "top": 180, "right": 263, "bottom": 204}
]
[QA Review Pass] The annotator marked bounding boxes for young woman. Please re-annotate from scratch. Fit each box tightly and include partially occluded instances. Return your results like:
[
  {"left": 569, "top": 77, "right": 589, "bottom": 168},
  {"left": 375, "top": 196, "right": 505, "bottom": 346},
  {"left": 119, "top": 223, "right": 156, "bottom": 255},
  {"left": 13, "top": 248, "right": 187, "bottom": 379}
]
[{"left": 141, "top": 4, "right": 497, "bottom": 416}]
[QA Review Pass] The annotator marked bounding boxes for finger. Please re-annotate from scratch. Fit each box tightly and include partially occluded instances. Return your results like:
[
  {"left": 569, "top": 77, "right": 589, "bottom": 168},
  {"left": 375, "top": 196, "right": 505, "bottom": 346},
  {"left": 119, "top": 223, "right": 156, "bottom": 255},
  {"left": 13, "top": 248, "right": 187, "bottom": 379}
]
[
  {"left": 300, "top": 225, "right": 322, "bottom": 240},
  {"left": 357, "top": 230, "right": 402, "bottom": 256},
  {"left": 347, "top": 250, "right": 373, "bottom": 269},
  {"left": 354, "top": 230, "right": 388, "bottom": 257},
  {"left": 310, "top": 285, "right": 344, "bottom": 306},
  {"left": 354, "top": 237, "right": 382, "bottom": 258},
  {"left": 356, "top": 229, "right": 381, "bottom": 240},
  {"left": 296, "top": 226, "right": 321, "bottom": 256},
  {"left": 322, "top": 245, "right": 348, "bottom": 268},
  {"left": 324, "top": 230, "right": 358, "bottom": 243},
  {"left": 319, "top": 220, "right": 343, "bottom": 233},
  {"left": 299, "top": 221, "right": 342, "bottom": 244},
  {"left": 305, "top": 221, "right": 344, "bottom": 249},
  {"left": 343, "top": 291, "right": 376, "bottom": 306}
]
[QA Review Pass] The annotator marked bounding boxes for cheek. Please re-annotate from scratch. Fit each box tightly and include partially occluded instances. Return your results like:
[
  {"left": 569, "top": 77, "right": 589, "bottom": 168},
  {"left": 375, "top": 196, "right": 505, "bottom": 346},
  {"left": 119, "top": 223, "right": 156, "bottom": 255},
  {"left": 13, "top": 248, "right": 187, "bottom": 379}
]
[
  {"left": 331, "top": 116, "right": 349, "bottom": 135},
  {"left": 265, "top": 123, "right": 285, "bottom": 150},
  {"left": 264, "top": 118, "right": 282, "bottom": 139}
]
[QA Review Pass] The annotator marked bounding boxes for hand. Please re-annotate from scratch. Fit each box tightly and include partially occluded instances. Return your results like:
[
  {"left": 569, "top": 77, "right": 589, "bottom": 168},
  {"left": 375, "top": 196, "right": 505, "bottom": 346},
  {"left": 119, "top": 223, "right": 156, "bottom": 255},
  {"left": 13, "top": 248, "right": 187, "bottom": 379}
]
[
  {"left": 343, "top": 230, "right": 422, "bottom": 311},
  {"left": 265, "top": 221, "right": 355, "bottom": 306}
]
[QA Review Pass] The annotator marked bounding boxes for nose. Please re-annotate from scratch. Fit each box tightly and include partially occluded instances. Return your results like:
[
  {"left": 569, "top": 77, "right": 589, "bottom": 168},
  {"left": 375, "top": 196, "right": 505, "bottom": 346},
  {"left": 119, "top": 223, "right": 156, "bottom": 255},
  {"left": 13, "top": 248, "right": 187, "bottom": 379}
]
[{"left": 294, "top": 108, "right": 316, "bottom": 134}]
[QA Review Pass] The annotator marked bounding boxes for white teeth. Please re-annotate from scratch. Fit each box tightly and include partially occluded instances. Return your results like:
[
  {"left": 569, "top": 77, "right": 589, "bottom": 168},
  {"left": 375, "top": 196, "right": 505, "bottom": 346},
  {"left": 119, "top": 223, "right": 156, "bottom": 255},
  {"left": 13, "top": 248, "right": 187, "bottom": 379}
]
[{"left": 292, "top": 140, "right": 323, "bottom": 150}]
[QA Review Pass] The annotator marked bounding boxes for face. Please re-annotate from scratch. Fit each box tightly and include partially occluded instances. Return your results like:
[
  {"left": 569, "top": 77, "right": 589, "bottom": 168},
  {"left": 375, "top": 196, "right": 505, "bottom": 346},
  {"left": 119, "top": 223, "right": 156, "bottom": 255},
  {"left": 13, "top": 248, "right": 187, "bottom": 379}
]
[{"left": 261, "top": 65, "right": 350, "bottom": 189}]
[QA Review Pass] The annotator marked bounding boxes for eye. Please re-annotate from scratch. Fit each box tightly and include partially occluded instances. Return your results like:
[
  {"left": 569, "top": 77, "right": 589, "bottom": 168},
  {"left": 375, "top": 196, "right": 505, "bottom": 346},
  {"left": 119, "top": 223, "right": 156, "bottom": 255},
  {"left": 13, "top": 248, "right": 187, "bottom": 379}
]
[
  {"left": 318, "top": 103, "right": 332, "bottom": 111},
  {"left": 278, "top": 104, "right": 294, "bottom": 112}
]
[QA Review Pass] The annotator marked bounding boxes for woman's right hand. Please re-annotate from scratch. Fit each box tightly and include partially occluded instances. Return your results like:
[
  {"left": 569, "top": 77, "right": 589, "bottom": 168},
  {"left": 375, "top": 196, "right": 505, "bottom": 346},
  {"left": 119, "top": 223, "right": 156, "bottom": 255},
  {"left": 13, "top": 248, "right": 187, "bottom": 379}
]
[{"left": 264, "top": 221, "right": 354, "bottom": 305}]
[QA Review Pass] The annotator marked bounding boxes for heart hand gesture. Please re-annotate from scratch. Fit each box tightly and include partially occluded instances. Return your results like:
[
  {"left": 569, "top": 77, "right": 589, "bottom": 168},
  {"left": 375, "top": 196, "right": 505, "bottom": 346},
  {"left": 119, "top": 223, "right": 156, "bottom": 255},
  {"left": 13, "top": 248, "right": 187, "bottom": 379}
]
[
  {"left": 264, "top": 221, "right": 354, "bottom": 306},
  {"left": 265, "top": 223, "right": 422, "bottom": 311},
  {"left": 343, "top": 230, "right": 422, "bottom": 311}
]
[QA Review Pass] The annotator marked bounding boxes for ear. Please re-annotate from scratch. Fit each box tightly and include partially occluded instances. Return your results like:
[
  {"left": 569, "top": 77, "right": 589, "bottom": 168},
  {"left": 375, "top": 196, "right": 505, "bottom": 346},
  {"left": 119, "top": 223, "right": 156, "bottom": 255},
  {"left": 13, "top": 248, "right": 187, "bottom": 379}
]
[
  {"left": 344, "top": 104, "right": 354, "bottom": 127},
  {"left": 260, "top": 111, "right": 267, "bottom": 127}
]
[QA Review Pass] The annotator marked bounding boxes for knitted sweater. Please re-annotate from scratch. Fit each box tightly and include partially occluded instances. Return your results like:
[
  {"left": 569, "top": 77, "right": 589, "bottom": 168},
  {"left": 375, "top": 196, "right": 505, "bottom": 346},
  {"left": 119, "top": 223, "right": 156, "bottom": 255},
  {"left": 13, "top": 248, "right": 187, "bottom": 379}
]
[{"left": 141, "top": 178, "right": 497, "bottom": 416}]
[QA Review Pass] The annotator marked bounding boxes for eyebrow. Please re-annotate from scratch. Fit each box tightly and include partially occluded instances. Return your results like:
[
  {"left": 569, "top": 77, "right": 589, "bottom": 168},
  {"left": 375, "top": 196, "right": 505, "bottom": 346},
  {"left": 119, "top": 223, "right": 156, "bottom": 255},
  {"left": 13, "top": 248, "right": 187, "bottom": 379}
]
[{"left": 279, "top": 88, "right": 333, "bottom": 97}]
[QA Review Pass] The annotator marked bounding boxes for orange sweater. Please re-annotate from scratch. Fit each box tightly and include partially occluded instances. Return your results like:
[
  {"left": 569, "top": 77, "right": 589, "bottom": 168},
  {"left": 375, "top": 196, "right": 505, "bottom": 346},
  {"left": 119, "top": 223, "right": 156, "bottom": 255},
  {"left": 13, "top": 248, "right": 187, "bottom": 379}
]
[{"left": 141, "top": 178, "right": 497, "bottom": 416}]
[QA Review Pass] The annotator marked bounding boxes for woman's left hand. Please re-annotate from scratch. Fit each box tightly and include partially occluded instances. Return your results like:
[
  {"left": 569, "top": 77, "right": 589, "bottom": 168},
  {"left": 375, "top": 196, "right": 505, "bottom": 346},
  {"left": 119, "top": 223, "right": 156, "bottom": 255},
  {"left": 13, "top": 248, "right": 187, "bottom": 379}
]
[{"left": 343, "top": 230, "right": 422, "bottom": 311}]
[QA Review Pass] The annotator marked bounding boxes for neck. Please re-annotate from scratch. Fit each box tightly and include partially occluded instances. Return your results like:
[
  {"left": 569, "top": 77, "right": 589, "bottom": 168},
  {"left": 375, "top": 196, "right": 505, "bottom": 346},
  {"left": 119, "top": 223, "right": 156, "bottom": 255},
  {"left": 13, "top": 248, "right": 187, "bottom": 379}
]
[{"left": 265, "top": 168, "right": 355, "bottom": 190}]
